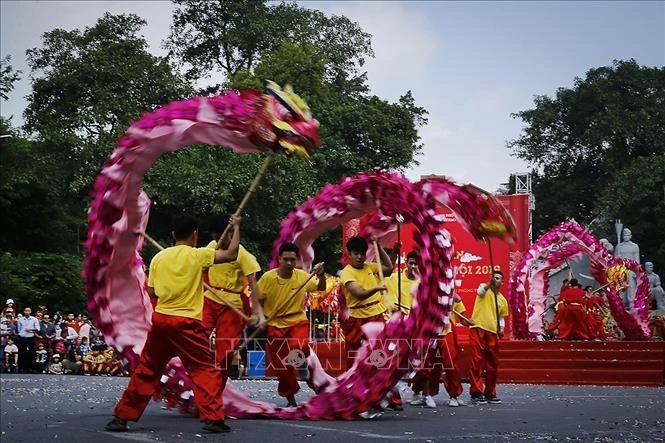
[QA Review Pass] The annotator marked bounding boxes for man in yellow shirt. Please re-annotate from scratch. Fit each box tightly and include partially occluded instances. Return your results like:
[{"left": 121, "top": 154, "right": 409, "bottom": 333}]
[
  {"left": 386, "top": 250, "right": 419, "bottom": 315},
  {"left": 202, "top": 214, "right": 265, "bottom": 393},
  {"left": 257, "top": 243, "right": 325, "bottom": 407},
  {"left": 469, "top": 270, "right": 509, "bottom": 405},
  {"left": 340, "top": 236, "right": 393, "bottom": 369},
  {"left": 106, "top": 214, "right": 241, "bottom": 434},
  {"left": 410, "top": 295, "right": 473, "bottom": 408}
]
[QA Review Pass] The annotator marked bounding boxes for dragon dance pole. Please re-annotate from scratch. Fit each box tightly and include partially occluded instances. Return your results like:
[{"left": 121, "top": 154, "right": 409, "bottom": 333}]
[
  {"left": 487, "top": 240, "right": 501, "bottom": 335},
  {"left": 373, "top": 240, "right": 390, "bottom": 311},
  {"left": 216, "top": 155, "right": 274, "bottom": 248},
  {"left": 397, "top": 222, "right": 402, "bottom": 312}
]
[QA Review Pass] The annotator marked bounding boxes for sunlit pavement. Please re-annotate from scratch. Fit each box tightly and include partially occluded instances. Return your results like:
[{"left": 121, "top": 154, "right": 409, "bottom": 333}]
[{"left": 1, "top": 374, "right": 664, "bottom": 442}]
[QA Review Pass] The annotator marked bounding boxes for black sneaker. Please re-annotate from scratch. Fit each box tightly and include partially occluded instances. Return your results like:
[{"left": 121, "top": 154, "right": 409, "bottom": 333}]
[
  {"left": 104, "top": 418, "right": 128, "bottom": 432},
  {"left": 385, "top": 402, "right": 404, "bottom": 411},
  {"left": 286, "top": 395, "right": 298, "bottom": 408},
  {"left": 202, "top": 420, "right": 231, "bottom": 433},
  {"left": 471, "top": 394, "right": 488, "bottom": 404},
  {"left": 486, "top": 396, "right": 502, "bottom": 404}
]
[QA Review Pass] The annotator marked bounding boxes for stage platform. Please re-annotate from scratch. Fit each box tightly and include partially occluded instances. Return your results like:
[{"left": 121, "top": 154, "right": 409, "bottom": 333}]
[
  {"left": 303, "top": 340, "right": 665, "bottom": 387},
  {"left": 491, "top": 340, "right": 665, "bottom": 387}
]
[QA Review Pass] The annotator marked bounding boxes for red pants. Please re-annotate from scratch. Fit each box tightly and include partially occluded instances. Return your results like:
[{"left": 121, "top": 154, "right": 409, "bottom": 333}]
[
  {"left": 469, "top": 327, "right": 500, "bottom": 398},
  {"left": 545, "top": 304, "right": 591, "bottom": 340},
  {"left": 341, "top": 314, "right": 385, "bottom": 369},
  {"left": 266, "top": 321, "right": 309, "bottom": 397},
  {"left": 201, "top": 298, "right": 246, "bottom": 391},
  {"left": 412, "top": 333, "right": 463, "bottom": 398},
  {"left": 113, "top": 312, "right": 224, "bottom": 422}
]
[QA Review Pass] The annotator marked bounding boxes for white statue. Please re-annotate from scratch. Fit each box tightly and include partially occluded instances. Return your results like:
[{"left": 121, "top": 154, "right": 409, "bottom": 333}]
[
  {"left": 645, "top": 262, "right": 665, "bottom": 311},
  {"left": 599, "top": 238, "right": 614, "bottom": 253},
  {"left": 614, "top": 228, "right": 640, "bottom": 263},
  {"left": 614, "top": 228, "right": 640, "bottom": 310}
]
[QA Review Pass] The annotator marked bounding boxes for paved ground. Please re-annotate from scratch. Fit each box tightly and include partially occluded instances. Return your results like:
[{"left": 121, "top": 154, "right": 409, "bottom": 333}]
[{"left": 1, "top": 374, "right": 664, "bottom": 442}]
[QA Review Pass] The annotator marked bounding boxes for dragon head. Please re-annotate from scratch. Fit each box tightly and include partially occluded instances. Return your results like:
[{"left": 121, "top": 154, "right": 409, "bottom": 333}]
[{"left": 249, "top": 81, "right": 321, "bottom": 161}]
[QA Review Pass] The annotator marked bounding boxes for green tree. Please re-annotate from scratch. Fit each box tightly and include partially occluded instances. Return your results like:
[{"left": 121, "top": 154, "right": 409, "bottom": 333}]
[
  {"left": 166, "top": 0, "right": 372, "bottom": 85},
  {"left": 0, "top": 54, "right": 21, "bottom": 101},
  {"left": 0, "top": 120, "right": 80, "bottom": 253},
  {"left": 5, "top": 13, "right": 190, "bottom": 311},
  {"left": 0, "top": 252, "right": 86, "bottom": 314},
  {"left": 508, "top": 59, "right": 665, "bottom": 241},
  {"left": 24, "top": 12, "right": 191, "bottom": 197},
  {"left": 595, "top": 155, "right": 665, "bottom": 271}
]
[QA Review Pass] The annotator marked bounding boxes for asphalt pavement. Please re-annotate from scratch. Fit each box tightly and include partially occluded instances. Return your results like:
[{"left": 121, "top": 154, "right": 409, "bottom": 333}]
[{"left": 1, "top": 374, "right": 664, "bottom": 442}]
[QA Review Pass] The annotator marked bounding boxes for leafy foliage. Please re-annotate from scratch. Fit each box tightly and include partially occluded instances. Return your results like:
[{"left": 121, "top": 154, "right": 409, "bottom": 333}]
[
  {"left": 0, "top": 120, "right": 81, "bottom": 253},
  {"left": 595, "top": 155, "right": 665, "bottom": 271},
  {"left": 6, "top": 2, "right": 427, "bottom": 311},
  {"left": 0, "top": 252, "right": 86, "bottom": 315},
  {"left": 166, "top": 0, "right": 373, "bottom": 84},
  {"left": 0, "top": 55, "right": 21, "bottom": 101},
  {"left": 508, "top": 59, "right": 665, "bottom": 270},
  {"left": 24, "top": 13, "right": 191, "bottom": 196}
]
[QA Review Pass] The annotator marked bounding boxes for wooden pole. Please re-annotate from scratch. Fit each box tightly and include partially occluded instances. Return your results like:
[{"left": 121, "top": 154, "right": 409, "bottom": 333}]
[
  {"left": 137, "top": 231, "right": 250, "bottom": 321},
  {"left": 487, "top": 240, "right": 501, "bottom": 335},
  {"left": 373, "top": 240, "right": 391, "bottom": 311},
  {"left": 397, "top": 223, "right": 402, "bottom": 312},
  {"left": 216, "top": 155, "right": 274, "bottom": 248},
  {"left": 452, "top": 310, "right": 473, "bottom": 325}
]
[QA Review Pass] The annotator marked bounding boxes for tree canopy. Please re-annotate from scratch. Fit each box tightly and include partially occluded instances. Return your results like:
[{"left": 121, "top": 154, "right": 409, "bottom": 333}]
[
  {"left": 0, "top": 55, "right": 21, "bottom": 102},
  {"left": 2, "top": 1, "right": 428, "bottom": 311},
  {"left": 508, "top": 59, "right": 665, "bottom": 270}
]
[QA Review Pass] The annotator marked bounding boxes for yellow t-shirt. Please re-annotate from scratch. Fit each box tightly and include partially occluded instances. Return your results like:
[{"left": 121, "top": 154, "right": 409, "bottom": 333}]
[
  {"left": 470, "top": 287, "right": 509, "bottom": 334},
  {"left": 441, "top": 300, "right": 466, "bottom": 336},
  {"left": 385, "top": 272, "right": 418, "bottom": 314},
  {"left": 203, "top": 241, "right": 260, "bottom": 310},
  {"left": 148, "top": 244, "right": 215, "bottom": 320},
  {"left": 257, "top": 269, "right": 320, "bottom": 328},
  {"left": 340, "top": 263, "right": 387, "bottom": 318}
]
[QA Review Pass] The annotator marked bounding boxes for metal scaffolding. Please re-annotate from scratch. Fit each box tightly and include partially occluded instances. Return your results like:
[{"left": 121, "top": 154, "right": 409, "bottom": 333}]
[{"left": 513, "top": 172, "right": 534, "bottom": 244}]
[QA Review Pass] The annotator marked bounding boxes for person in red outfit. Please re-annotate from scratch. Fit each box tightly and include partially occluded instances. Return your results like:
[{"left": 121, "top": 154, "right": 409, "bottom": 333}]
[
  {"left": 545, "top": 279, "right": 591, "bottom": 340},
  {"left": 584, "top": 286, "right": 607, "bottom": 340},
  {"left": 105, "top": 214, "right": 241, "bottom": 434}
]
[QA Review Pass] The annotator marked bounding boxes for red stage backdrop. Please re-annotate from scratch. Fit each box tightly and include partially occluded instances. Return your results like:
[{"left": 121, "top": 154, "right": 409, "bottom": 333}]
[{"left": 341, "top": 194, "right": 530, "bottom": 342}]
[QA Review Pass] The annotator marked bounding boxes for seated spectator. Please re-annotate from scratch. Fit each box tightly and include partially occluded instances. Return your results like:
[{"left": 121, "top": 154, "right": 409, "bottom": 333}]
[
  {"left": 83, "top": 348, "right": 107, "bottom": 375},
  {"left": 35, "top": 342, "right": 49, "bottom": 373},
  {"left": 104, "top": 348, "right": 125, "bottom": 376},
  {"left": 53, "top": 338, "right": 67, "bottom": 356},
  {"left": 3, "top": 338, "right": 19, "bottom": 373},
  {"left": 77, "top": 337, "right": 90, "bottom": 357},
  {"left": 48, "top": 354, "right": 64, "bottom": 375},
  {"left": 63, "top": 353, "right": 83, "bottom": 375}
]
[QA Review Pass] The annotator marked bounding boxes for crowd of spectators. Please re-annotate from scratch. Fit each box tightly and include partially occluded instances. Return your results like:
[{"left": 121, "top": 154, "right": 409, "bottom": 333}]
[{"left": 0, "top": 299, "right": 127, "bottom": 376}]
